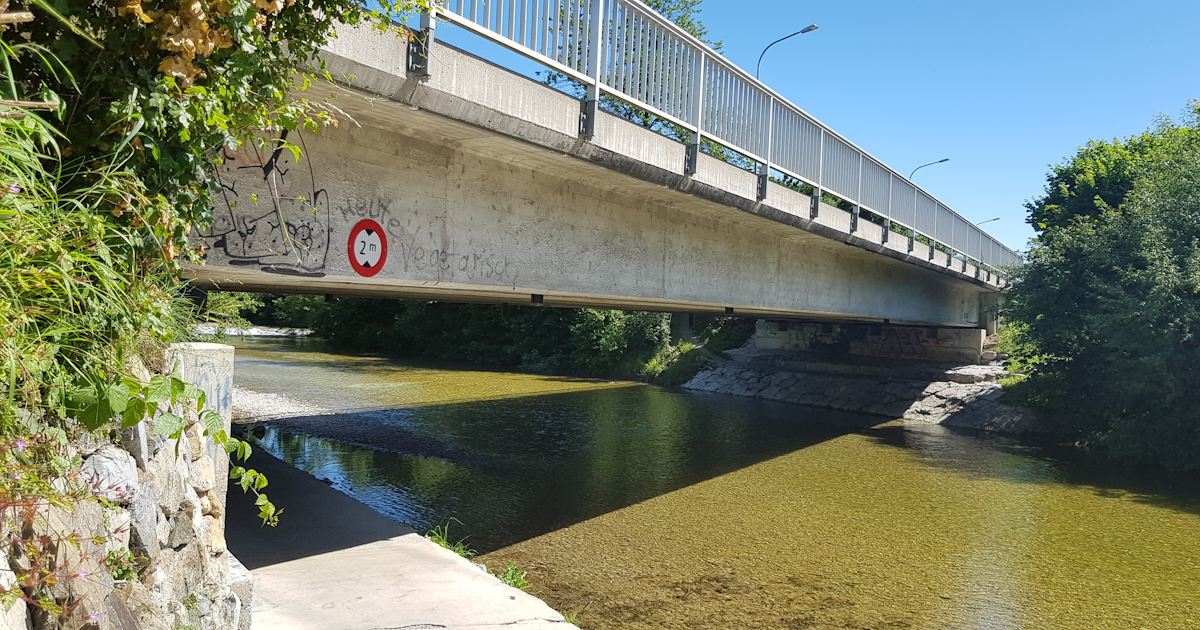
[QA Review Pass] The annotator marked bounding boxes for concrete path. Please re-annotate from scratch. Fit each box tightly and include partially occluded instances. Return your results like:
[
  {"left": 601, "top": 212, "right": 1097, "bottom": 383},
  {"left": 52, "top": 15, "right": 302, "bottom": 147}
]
[{"left": 226, "top": 449, "right": 575, "bottom": 630}]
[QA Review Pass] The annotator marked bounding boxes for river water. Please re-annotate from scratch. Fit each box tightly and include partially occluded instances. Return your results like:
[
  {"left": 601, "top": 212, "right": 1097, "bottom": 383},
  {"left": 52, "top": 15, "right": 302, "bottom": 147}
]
[{"left": 234, "top": 338, "right": 1200, "bottom": 630}]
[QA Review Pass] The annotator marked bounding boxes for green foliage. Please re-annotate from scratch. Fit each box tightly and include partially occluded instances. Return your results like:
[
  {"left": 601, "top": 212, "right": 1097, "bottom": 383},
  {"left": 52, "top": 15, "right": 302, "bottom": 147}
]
[
  {"left": 259, "top": 297, "right": 677, "bottom": 379},
  {"left": 653, "top": 347, "right": 711, "bottom": 386},
  {"left": 2, "top": 0, "right": 430, "bottom": 619},
  {"left": 105, "top": 548, "right": 142, "bottom": 581},
  {"left": 9, "top": 0, "right": 433, "bottom": 237},
  {"left": 1026, "top": 108, "right": 1200, "bottom": 232},
  {"left": 427, "top": 519, "right": 477, "bottom": 559},
  {"left": 1004, "top": 103, "right": 1200, "bottom": 469},
  {"left": 694, "top": 316, "right": 757, "bottom": 355},
  {"left": 644, "top": 0, "right": 722, "bottom": 51},
  {"left": 255, "top": 293, "right": 323, "bottom": 328},
  {"left": 494, "top": 561, "right": 532, "bottom": 591},
  {"left": 201, "top": 291, "right": 263, "bottom": 331}
]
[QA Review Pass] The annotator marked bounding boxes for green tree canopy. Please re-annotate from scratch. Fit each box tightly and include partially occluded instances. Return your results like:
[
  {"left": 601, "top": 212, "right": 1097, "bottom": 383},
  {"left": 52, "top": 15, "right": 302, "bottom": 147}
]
[
  {"left": 1005, "top": 103, "right": 1200, "bottom": 469},
  {"left": 1025, "top": 108, "right": 1200, "bottom": 232}
]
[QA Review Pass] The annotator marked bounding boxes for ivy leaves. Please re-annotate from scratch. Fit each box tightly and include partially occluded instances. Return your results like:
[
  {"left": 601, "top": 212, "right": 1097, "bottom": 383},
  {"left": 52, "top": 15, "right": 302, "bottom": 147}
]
[
  {"left": 67, "top": 371, "right": 202, "bottom": 432},
  {"left": 65, "top": 370, "right": 280, "bottom": 525}
]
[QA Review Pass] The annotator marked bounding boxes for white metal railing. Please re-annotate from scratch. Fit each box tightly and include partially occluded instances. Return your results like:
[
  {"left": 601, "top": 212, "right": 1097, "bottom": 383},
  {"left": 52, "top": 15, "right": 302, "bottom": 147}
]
[{"left": 426, "top": 0, "right": 1022, "bottom": 273}]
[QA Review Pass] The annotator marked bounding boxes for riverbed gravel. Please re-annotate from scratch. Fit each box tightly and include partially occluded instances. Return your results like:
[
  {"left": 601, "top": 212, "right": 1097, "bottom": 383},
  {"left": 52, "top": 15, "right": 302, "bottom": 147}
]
[{"left": 232, "top": 386, "right": 331, "bottom": 422}]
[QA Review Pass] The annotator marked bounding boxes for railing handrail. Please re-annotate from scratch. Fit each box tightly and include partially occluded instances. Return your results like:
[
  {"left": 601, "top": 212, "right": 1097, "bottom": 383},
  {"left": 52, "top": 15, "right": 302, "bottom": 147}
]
[{"left": 426, "top": 0, "right": 1022, "bottom": 272}]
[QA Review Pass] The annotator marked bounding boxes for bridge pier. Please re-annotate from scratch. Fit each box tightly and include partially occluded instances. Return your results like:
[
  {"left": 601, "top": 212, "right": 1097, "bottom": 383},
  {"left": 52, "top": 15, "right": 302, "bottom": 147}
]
[{"left": 753, "top": 320, "right": 988, "bottom": 365}]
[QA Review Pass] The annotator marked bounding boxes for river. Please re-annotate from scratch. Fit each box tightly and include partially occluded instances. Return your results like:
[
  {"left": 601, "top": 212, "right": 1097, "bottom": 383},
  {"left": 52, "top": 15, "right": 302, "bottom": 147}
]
[{"left": 233, "top": 337, "right": 1200, "bottom": 630}]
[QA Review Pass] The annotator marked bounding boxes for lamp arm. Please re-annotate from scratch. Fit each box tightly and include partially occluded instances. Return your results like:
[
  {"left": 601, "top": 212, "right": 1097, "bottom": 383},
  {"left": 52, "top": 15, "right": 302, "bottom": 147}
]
[{"left": 757, "top": 31, "right": 803, "bottom": 79}]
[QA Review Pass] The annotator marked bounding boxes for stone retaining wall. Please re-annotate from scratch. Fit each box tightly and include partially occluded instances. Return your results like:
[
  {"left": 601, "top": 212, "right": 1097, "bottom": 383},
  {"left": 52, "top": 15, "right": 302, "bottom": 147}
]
[
  {"left": 683, "top": 361, "right": 1040, "bottom": 435},
  {"left": 2, "top": 343, "right": 252, "bottom": 630}
]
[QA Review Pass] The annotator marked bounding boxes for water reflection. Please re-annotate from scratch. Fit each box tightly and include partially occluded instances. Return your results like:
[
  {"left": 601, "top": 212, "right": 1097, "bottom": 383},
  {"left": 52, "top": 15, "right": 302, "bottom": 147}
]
[
  {"left": 234, "top": 338, "right": 1200, "bottom": 629},
  {"left": 250, "top": 385, "right": 874, "bottom": 552}
]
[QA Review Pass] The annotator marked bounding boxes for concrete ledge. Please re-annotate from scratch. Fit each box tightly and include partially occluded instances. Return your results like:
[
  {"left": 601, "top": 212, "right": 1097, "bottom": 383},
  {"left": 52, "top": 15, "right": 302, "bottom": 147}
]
[
  {"left": 318, "top": 24, "right": 1003, "bottom": 293},
  {"left": 227, "top": 449, "right": 576, "bottom": 630}
]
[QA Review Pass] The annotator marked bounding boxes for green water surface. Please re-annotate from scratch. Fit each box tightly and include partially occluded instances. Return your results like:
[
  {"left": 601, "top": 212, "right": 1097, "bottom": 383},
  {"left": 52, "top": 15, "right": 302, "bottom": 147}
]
[{"left": 234, "top": 338, "right": 1200, "bottom": 629}]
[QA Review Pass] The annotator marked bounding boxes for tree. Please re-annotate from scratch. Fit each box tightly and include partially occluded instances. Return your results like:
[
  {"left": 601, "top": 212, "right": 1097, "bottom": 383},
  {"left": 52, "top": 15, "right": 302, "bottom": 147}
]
[
  {"left": 1004, "top": 103, "right": 1200, "bottom": 469},
  {"left": 1025, "top": 112, "right": 1200, "bottom": 232}
]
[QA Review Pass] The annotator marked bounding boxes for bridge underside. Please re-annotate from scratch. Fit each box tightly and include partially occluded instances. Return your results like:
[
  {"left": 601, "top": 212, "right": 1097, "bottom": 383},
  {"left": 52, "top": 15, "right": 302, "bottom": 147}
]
[{"left": 187, "top": 29, "right": 995, "bottom": 327}]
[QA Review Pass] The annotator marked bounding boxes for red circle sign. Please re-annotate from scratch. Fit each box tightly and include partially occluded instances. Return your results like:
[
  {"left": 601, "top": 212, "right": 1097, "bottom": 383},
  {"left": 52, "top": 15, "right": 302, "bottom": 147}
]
[{"left": 347, "top": 220, "right": 387, "bottom": 277}]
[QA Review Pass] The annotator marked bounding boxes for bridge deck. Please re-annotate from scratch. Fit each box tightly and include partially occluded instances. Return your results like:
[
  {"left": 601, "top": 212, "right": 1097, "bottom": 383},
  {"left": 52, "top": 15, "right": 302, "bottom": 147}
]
[{"left": 187, "top": 26, "right": 998, "bottom": 328}]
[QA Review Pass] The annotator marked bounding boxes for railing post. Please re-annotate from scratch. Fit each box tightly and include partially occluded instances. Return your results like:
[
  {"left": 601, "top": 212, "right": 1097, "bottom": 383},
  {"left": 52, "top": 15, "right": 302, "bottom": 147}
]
[
  {"left": 851, "top": 205, "right": 859, "bottom": 233},
  {"left": 812, "top": 130, "right": 824, "bottom": 219},
  {"left": 407, "top": 10, "right": 437, "bottom": 76},
  {"left": 908, "top": 231, "right": 915, "bottom": 253},
  {"left": 757, "top": 97, "right": 774, "bottom": 201},
  {"left": 685, "top": 51, "right": 706, "bottom": 175},
  {"left": 882, "top": 218, "right": 890, "bottom": 244},
  {"left": 579, "top": 0, "right": 605, "bottom": 137}
]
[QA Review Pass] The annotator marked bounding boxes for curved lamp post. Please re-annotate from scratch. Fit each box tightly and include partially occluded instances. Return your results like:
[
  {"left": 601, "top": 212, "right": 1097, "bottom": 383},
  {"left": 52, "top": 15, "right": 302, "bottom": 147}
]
[
  {"left": 756, "top": 25, "right": 819, "bottom": 79},
  {"left": 909, "top": 158, "right": 949, "bottom": 180},
  {"left": 976, "top": 217, "right": 1001, "bottom": 226}
]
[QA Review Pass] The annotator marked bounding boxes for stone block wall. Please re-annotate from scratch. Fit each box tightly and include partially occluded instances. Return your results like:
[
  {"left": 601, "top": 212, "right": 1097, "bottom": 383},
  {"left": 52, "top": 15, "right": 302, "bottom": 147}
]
[
  {"left": 753, "top": 320, "right": 987, "bottom": 365},
  {"left": 2, "top": 343, "right": 251, "bottom": 630},
  {"left": 684, "top": 362, "right": 1039, "bottom": 435}
]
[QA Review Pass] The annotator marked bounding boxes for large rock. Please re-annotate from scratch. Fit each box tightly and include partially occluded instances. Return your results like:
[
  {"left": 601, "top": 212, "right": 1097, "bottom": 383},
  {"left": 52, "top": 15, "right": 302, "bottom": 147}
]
[
  {"left": 203, "top": 516, "right": 227, "bottom": 556},
  {"left": 189, "top": 455, "right": 216, "bottom": 493},
  {"left": 123, "top": 581, "right": 173, "bottom": 630},
  {"left": 0, "top": 561, "right": 27, "bottom": 630},
  {"left": 128, "top": 481, "right": 160, "bottom": 563},
  {"left": 103, "top": 507, "right": 132, "bottom": 555},
  {"left": 145, "top": 442, "right": 188, "bottom": 517},
  {"left": 204, "top": 493, "right": 224, "bottom": 519},
  {"left": 80, "top": 445, "right": 139, "bottom": 504},
  {"left": 185, "top": 423, "right": 205, "bottom": 463},
  {"left": 121, "top": 422, "right": 150, "bottom": 471},
  {"left": 44, "top": 501, "right": 113, "bottom": 623},
  {"left": 149, "top": 544, "right": 203, "bottom": 611},
  {"left": 166, "top": 512, "right": 195, "bottom": 549},
  {"left": 227, "top": 554, "right": 254, "bottom": 630}
]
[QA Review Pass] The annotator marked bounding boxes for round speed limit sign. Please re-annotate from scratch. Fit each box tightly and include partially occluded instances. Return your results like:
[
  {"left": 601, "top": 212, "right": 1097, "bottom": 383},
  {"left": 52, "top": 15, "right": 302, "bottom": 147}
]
[{"left": 347, "top": 219, "right": 387, "bottom": 277}]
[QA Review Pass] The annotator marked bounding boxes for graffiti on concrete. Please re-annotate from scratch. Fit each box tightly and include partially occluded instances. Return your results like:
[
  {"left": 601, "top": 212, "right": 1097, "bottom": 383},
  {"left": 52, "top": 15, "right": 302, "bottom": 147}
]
[
  {"left": 201, "top": 131, "right": 331, "bottom": 276},
  {"left": 876, "top": 327, "right": 929, "bottom": 357},
  {"left": 337, "top": 195, "right": 520, "bottom": 287}
]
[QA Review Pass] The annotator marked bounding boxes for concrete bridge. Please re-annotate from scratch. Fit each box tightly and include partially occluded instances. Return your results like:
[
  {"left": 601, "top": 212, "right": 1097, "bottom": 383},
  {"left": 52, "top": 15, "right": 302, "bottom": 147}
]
[{"left": 187, "top": 3, "right": 1018, "bottom": 332}]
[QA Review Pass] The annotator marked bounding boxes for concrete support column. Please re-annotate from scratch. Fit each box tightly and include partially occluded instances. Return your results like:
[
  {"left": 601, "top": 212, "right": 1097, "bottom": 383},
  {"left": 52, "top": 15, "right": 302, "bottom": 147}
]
[
  {"left": 170, "top": 342, "right": 234, "bottom": 528},
  {"left": 753, "top": 320, "right": 987, "bottom": 365}
]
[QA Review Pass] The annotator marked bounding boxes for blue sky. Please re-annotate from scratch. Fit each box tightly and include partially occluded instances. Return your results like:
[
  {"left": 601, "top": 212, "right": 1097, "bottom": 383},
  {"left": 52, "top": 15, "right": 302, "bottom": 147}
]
[{"left": 428, "top": 0, "right": 1199, "bottom": 252}]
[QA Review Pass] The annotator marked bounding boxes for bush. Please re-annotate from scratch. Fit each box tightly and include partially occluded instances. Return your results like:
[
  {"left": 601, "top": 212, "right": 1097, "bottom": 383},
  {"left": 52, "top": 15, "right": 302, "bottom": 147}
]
[{"left": 1004, "top": 105, "right": 1200, "bottom": 469}]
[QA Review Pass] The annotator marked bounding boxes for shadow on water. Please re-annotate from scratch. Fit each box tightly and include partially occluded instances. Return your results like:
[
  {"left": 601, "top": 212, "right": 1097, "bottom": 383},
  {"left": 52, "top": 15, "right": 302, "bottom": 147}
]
[
  {"left": 237, "top": 386, "right": 878, "bottom": 562},
  {"left": 864, "top": 422, "right": 1200, "bottom": 518}
]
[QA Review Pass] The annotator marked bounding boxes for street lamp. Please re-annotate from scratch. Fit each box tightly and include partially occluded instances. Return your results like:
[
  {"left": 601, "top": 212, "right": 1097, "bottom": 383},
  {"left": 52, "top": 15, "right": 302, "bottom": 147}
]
[
  {"left": 909, "top": 158, "right": 949, "bottom": 180},
  {"left": 976, "top": 217, "right": 1001, "bottom": 226},
  {"left": 756, "top": 25, "right": 819, "bottom": 79}
]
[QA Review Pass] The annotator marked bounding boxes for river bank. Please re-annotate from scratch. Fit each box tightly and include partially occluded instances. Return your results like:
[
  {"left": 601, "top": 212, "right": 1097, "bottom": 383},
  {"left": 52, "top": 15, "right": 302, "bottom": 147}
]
[
  {"left": 224, "top": 448, "right": 576, "bottom": 630},
  {"left": 683, "top": 346, "right": 1042, "bottom": 436}
]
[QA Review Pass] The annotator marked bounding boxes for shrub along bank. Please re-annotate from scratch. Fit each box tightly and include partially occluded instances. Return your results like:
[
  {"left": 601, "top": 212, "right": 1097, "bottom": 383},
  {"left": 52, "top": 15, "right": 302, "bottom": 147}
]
[
  {"left": 236, "top": 294, "right": 756, "bottom": 382},
  {"left": 2, "top": 0, "right": 433, "bottom": 624},
  {"left": 1002, "top": 103, "right": 1200, "bottom": 470}
]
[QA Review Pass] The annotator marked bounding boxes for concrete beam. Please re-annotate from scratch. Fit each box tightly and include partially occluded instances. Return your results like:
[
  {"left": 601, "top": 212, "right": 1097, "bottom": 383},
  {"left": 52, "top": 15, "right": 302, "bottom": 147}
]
[{"left": 186, "top": 24, "right": 999, "bottom": 327}]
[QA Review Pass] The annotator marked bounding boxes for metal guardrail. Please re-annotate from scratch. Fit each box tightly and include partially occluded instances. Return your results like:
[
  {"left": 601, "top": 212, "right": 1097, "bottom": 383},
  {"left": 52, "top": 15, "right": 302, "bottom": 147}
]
[{"left": 421, "top": 0, "right": 1021, "bottom": 273}]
